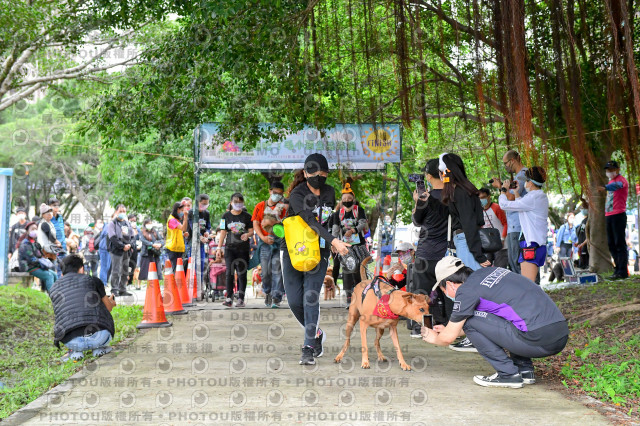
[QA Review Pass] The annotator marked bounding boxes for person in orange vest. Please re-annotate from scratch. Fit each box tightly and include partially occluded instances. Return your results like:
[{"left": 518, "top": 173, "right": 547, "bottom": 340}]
[{"left": 165, "top": 201, "right": 189, "bottom": 271}]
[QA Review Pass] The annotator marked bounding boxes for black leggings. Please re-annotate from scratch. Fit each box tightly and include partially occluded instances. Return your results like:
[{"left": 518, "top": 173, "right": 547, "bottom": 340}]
[{"left": 225, "top": 246, "right": 249, "bottom": 300}]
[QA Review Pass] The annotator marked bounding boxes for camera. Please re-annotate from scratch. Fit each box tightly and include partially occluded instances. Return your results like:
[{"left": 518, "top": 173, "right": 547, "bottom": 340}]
[
  {"left": 408, "top": 173, "right": 427, "bottom": 195},
  {"left": 488, "top": 178, "right": 517, "bottom": 189},
  {"left": 408, "top": 173, "right": 424, "bottom": 183}
]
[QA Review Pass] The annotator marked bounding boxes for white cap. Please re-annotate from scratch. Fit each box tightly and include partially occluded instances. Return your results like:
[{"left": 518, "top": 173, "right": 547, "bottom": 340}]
[{"left": 433, "top": 256, "right": 466, "bottom": 291}]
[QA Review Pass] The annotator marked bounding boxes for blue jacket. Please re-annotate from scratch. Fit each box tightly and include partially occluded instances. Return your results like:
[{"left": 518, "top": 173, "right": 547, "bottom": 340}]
[
  {"left": 98, "top": 227, "right": 109, "bottom": 251},
  {"left": 555, "top": 223, "right": 578, "bottom": 248},
  {"left": 50, "top": 214, "right": 66, "bottom": 250}
]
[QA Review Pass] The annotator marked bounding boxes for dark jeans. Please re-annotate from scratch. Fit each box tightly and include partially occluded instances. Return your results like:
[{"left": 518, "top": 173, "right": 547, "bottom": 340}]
[
  {"left": 281, "top": 248, "right": 329, "bottom": 347},
  {"left": 127, "top": 250, "right": 138, "bottom": 284},
  {"left": 225, "top": 246, "right": 249, "bottom": 301},
  {"left": 463, "top": 313, "right": 568, "bottom": 376},
  {"left": 606, "top": 213, "right": 628, "bottom": 277},
  {"left": 506, "top": 232, "right": 521, "bottom": 274},
  {"left": 84, "top": 258, "right": 99, "bottom": 277},
  {"left": 559, "top": 243, "right": 573, "bottom": 259},
  {"left": 259, "top": 243, "right": 283, "bottom": 300}
]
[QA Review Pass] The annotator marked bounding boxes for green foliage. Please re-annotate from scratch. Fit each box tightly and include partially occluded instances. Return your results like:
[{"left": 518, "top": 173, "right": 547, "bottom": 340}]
[{"left": 0, "top": 286, "right": 142, "bottom": 420}]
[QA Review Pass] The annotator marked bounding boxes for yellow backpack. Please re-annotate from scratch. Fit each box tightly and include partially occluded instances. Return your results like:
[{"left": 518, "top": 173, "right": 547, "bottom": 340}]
[{"left": 283, "top": 215, "right": 320, "bottom": 271}]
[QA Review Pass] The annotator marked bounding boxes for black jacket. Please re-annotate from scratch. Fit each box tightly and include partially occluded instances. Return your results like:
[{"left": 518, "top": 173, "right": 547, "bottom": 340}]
[{"left": 50, "top": 273, "right": 115, "bottom": 348}]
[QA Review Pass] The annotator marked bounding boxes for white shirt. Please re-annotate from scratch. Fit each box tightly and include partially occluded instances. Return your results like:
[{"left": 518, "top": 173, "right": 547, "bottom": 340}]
[{"left": 499, "top": 189, "right": 549, "bottom": 246}]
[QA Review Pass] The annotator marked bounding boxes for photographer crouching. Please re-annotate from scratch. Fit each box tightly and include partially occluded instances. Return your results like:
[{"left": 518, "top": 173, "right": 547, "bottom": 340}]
[
  {"left": 420, "top": 256, "right": 568, "bottom": 388},
  {"left": 50, "top": 255, "right": 116, "bottom": 362}
]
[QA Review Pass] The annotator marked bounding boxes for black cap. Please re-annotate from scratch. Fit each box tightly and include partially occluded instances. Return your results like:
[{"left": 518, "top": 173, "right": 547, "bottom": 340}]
[
  {"left": 16, "top": 207, "right": 26, "bottom": 213},
  {"left": 604, "top": 160, "right": 619, "bottom": 170},
  {"left": 304, "top": 153, "right": 329, "bottom": 174}
]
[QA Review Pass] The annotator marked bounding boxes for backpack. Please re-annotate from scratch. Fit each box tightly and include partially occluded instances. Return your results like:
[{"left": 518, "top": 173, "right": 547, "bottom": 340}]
[{"left": 88, "top": 237, "right": 97, "bottom": 253}]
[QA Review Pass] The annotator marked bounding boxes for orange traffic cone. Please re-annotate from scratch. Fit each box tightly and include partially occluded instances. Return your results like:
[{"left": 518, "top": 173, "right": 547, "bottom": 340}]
[
  {"left": 191, "top": 260, "right": 199, "bottom": 303},
  {"left": 162, "top": 260, "right": 187, "bottom": 315},
  {"left": 186, "top": 257, "right": 196, "bottom": 304},
  {"left": 382, "top": 255, "right": 391, "bottom": 274},
  {"left": 175, "top": 258, "right": 193, "bottom": 307},
  {"left": 136, "top": 262, "right": 172, "bottom": 329}
]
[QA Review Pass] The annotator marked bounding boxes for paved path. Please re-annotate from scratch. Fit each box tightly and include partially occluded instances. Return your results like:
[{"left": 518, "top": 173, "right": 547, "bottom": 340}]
[{"left": 6, "top": 300, "right": 609, "bottom": 425}]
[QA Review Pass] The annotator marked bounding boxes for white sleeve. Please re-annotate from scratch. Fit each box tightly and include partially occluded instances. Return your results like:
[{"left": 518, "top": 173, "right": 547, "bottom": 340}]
[{"left": 498, "top": 193, "right": 535, "bottom": 212}]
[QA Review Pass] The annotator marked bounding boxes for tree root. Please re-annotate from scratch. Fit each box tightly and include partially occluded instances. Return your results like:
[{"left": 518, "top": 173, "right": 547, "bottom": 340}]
[
  {"left": 569, "top": 299, "right": 640, "bottom": 324},
  {"left": 589, "top": 304, "right": 640, "bottom": 326}
]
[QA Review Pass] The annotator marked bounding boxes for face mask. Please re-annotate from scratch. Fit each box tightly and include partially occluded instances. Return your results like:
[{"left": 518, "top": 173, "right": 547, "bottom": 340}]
[
  {"left": 117, "top": 213, "right": 127, "bottom": 221},
  {"left": 568, "top": 217, "right": 574, "bottom": 225},
  {"left": 307, "top": 175, "right": 327, "bottom": 189},
  {"left": 342, "top": 200, "right": 354, "bottom": 209},
  {"left": 444, "top": 283, "right": 455, "bottom": 301},
  {"left": 145, "top": 224, "right": 153, "bottom": 230},
  {"left": 17, "top": 213, "right": 26, "bottom": 221},
  {"left": 480, "top": 198, "right": 488, "bottom": 207},
  {"left": 232, "top": 203, "right": 244, "bottom": 211},
  {"left": 606, "top": 171, "right": 617, "bottom": 180},
  {"left": 178, "top": 211, "right": 184, "bottom": 218},
  {"left": 29, "top": 230, "right": 38, "bottom": 239},
  {"left": 400, "top": 254, "right": 412, "bottom": 264},
  {"left": 384, "top": 218, "right": 391, "bottom": 225},
  {"left": 270, "top": 194, "right": 283, "bottom": 203},
  {"left": 130, "top": 222, "right": 136, "bottom": 227}
]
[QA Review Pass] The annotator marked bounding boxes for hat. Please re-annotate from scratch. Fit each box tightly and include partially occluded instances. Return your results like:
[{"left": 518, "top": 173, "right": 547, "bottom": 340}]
[
  {"left": 39, "top": 203, "right": 52, "bottom": 215},
  {"left": 341, "top": 183, "right": 354, "bottom": 195},
  {"left": 604, "top": 160, "right": 619, "bottom": 170},
  {"left": 16, "top": 207, "right": 26, "bottom": 214},
  {"left": 394, "top": 242, "right": 414, "bottom": 253},
  {"left": 304, "top": 153, "right": 329, "bottom": 174},
  {"left": 24, "top": 221, "right": 37, "bottom": 231},
  {"left": 434, "top": 256, "right": 466, "bottom": 291}
]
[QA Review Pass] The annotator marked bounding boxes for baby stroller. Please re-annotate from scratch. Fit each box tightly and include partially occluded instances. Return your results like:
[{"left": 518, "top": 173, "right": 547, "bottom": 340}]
[{"left": 203, "top": 241, "right": 227, "bottom": 302}]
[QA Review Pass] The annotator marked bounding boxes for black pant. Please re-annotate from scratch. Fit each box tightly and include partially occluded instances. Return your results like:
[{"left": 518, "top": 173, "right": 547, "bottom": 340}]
[
  {"left": 606, "top": 213, "right": 628, "bottom": 277},
  {"left": 464, "top": 313, "right": 568, "bottom": 376},
  {"left": 167, "top": 250, "right": 183, "bottom": 272},
  {"left": 331, "top": 253, "right": 340, "bottom": 283},
  {"left": 342, "top": 269, "right": 361, "bottom": 301},
  {"left": 408, "top": 257, "right": 453, "bottom": 329},
  {"left": 225, "top": 246, "right": 249, "bottom": 301}
]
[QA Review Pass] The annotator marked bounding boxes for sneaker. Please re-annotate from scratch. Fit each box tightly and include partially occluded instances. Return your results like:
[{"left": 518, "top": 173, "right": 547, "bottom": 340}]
[
  {"left": 473, "top": 372, "right": 523, "bottom": 388},
  {"left": 520, "top": 370, "right": 536, "bottom": 385},
  {"left": 236, "top": 299, "right": 245, "bottom": 308},
  {"left": 299, "top": 345, "right": 316, "bottom": 365},
  {"left": 120, "top": 291, "right": 133, "bottom": 296},
  {"left": 449, "top": 337, "right": 478, "bottom": 352},
  {"left": 410, "top": 326, "right": 422, "bottom": 339},
  {"left": 313, "top": 329, "right": 326, "bottom": 357},
  {"left": 222, "top": 298, "right": 233, "bottom": 307},
  {"left": 265, "top": 294, "right": 272, "bottom": 307},
  {"left": 92, "top": 347, "right": 113, "bottom": 358}
]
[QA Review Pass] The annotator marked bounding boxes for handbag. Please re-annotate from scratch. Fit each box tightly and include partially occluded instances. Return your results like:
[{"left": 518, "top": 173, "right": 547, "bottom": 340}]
[
  {"left": 283, "top": 215, "right": 320, "bottom": 272},
  {"left": 38, "top": 257, "right": 54, "bottom": 270},
  {"left": 478, "top": 211, "right": 503, "bottom": 253}
]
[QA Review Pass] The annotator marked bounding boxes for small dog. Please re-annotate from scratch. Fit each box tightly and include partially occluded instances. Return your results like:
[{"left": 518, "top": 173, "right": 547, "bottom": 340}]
[
  {"left": 252, "top": 265, "right": 264, "bottom": 297},
  {"left": 323, "top": 266, "right": 339, "bottom": 300},
  {"left": 334, "top": 257, "right": 430, "bottom": 371}
]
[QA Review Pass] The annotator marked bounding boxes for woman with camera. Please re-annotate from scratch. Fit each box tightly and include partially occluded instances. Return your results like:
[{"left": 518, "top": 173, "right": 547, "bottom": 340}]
[
  {"left": 331, "top": 183, "right": 369, "bottom": 308},
  {"left": 139, "top": 219, "right": 165, "bottom": 287},
  {"left": 19, "top": 221, "right": 58, "bottom": 292},
  {"left": 423, "top": 154, "right": 489, "bottom": 271},
  {"left": 499, "top": 166, "right": 549, "bottom": 282}
]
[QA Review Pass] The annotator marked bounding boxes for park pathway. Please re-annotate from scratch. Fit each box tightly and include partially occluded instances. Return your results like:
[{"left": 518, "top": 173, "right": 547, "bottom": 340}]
[{"left": 5, "top": 301, "right": 609, "bottom": 425}]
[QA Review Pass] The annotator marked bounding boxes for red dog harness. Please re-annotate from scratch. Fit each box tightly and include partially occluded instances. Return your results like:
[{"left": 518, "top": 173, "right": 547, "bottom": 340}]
[{"left": 362, "top": 277, "right": 399, "bottom": 319}]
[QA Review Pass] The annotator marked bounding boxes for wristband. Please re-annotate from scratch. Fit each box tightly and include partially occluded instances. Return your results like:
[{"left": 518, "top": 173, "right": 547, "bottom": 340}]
[{"left": 500, "top": 188, "right": 507, "bottom": 193}]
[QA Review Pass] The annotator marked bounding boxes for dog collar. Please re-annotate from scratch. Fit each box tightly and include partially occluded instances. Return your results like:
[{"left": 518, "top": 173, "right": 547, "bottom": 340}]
[{"left": 362, "top": 277, "right": 399, "bottom": 319}]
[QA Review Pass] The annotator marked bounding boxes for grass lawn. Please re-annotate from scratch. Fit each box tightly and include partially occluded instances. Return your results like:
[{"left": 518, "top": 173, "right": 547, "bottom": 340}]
[
  {"left": 537, "top": 276, "right": 640, "bottom": 420},
  {"left": 0, "top": 285, "right": 143, "bottom": 420}
]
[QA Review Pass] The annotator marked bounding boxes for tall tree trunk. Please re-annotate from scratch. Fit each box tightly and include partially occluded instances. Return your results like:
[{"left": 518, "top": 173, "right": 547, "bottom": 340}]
[{"left": 587, "top": 163, "right": 615, "bottom": 274}]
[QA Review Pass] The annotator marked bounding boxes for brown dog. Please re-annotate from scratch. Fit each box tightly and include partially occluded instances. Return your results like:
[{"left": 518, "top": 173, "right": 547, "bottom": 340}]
[
  {"left": 334, "top": 257, "right": 430, "bottom": 371},
  {"left": 323, "top": 266, "right": 339, "bottom": 300}
]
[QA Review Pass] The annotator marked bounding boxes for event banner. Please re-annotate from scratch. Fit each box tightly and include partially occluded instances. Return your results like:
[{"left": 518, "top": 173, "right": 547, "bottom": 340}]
[{"left": 196, "top": 123, "right": 402, "bottom": 171}]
